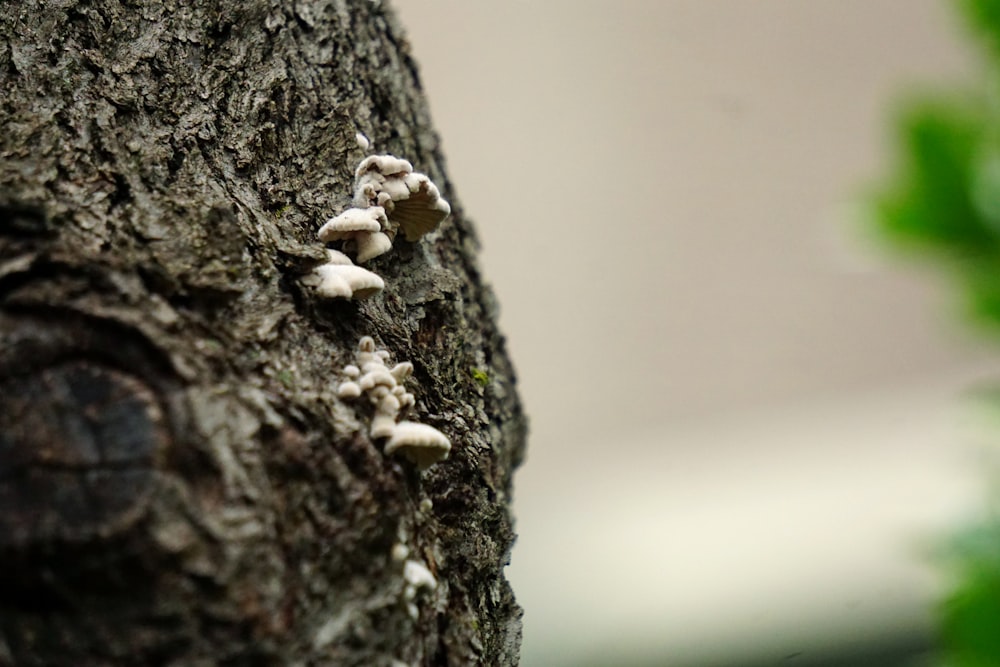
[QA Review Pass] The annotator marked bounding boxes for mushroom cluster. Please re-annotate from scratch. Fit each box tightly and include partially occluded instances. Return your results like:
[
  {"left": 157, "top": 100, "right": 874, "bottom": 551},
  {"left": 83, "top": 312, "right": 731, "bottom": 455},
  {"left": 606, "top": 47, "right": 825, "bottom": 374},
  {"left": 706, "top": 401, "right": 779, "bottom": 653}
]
[
  {"left": 352, "top": 155, "right": 451, "bottom": 243},
  {"left": 316, "top": 153, "right": 450, "bottom": 282},
  {"left": 337, "top": 337, "right": 451, "bottom": 469},
  {"left": 307, "top": 153, "right": 449, "bottom": 301}
]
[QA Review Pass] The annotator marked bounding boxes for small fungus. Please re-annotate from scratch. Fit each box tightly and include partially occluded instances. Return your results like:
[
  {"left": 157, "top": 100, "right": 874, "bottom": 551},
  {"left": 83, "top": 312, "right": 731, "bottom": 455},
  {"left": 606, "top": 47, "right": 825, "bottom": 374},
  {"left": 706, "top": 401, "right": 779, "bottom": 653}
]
[
  {"left": 390, "top": 362, "right": 413, "bottom": 383},
  {"left": 391, "top": 542, "right": 410, "bottom": 562},
  {"left": 336, "top": 381, "right": 362, "bottom": 399},
  {"left": 336, "top": 338, "right": 450, "bottom": 469},
  {"left": 355, "top": 230, "right": 393, "bottom": 263},
  {"left": 338, "top": 337, "right": 417, "bottom": 441},
  {"left": 384, "top": 421, "right": 451, "bottom": 470},
  {"left": 359, "top": 368, "right": 395, "bottom": 391},
  {"left": 353, "top": 154, "right": 451, "bottom": 242},
  {"left": 317, "top": 206, "right": 393, "bottom": 264},
  {"left": 324, "top": 249, "right": 354, "bottom": 265},
  {"left": 402, "top": 559, "right": 438, "bottom": 619},
  {"left": 355, "top": 132, "right": 370, "bottom": 151},
  {"left": 304, "top": 255, "right": 384, "bottom": 300},
  {"left": 370, "top": 411, "right": 397, "bottom": 440}
]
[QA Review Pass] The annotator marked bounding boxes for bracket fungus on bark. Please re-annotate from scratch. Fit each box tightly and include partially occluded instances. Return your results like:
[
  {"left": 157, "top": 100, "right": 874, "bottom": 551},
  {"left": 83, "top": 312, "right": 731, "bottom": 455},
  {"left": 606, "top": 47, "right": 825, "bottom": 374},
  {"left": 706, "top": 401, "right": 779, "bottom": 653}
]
[
  {"left": 353, "top": 155, "right": 451, "bottom": 243},
  {"left": 337, "top": 336, "right": 451, "bottom": 469},
  {"left": 384, "top": 421, "right": 451, "bottom": 471},
  {"left": 317, "top": 206, "right": 393, "bottom": 263},
  {"left": 301, "top": 249, "right": 384, "bottom": 300},
  {"left": 307, "top": 150, "right": 450, "bottom": 303},
  {"left": 307, "top": 152, "right": 449, "bottom": 298}
]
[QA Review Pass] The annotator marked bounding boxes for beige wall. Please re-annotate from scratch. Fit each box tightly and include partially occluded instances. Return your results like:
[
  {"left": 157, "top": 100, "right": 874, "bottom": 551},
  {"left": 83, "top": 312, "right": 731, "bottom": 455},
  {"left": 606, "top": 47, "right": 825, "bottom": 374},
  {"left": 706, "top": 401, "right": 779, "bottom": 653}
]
[{"left": 395, "top": 2, "right": 993, "bottom": 664}]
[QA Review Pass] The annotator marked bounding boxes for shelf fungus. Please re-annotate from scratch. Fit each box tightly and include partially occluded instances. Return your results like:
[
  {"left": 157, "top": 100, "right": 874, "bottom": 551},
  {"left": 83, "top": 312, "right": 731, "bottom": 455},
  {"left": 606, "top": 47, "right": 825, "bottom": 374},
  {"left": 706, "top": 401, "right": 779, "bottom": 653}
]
[
  {"left": 352, "top": 154, "right": 451, "bottom": 243},
  {"left": 384, "top": 421, "right": 451, "bottom": 470},
  {"left": 313, "top": 152, "right": 449, "bottom": 294},
  {"left": 337, "top": 337, "right": 450, "bottom": 469},
  {"left": 301, "top": 249, "right": 384, "bottom": 300},
  {"left": 317, "top": 206, "right": 393, "bottom": 263}
]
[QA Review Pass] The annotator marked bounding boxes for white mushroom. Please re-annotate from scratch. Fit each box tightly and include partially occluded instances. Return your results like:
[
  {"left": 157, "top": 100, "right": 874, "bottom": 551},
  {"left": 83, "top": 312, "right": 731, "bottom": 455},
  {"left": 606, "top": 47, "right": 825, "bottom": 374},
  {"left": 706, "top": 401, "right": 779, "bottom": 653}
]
[
  {"left": 317, "top": 207, "right": 393, "bottom": 264},
  {"left": 355, "top": 337, "right": 377, "bottom": 367},
  {"left": 389, "top": 362, "right": 413, "bottom": 383},
  {"left": 308, "top": 263, "right": 384, "bottom": 300},
  {"left": 384, "top": 421, "right": 451, "bottom": 470},
  {"left": 303, "top": 264, "right": 351, "bottom": 298},
  {"left": 402, "top": 559, "right": 437, "bottom": 618},
  {"left": 377, "top": 393, "right": 401, "bottom": 415},
  {"left": 323, "top": 249, "right": 354, "bottom": 265},
  {"left": 302, "top": 250, "right": 384, "bottom": 300},
  {"left": 391, "top": 542, "right": 409, "bottom": 562},
  {"left": 371, "top": 412, "right": 397, "bottom": 439},
  {"left": 361, "top": 361, "right": 384, "bottom": 374},
  {"left": 317, "top": 207, "right": 385, "bottom": 242},
  {"left": 355, "top": 154, "right": 413, "bottom": 180},
  {"left": 359, "top": 368, "right": 396, "bottom": 391},
  {"left": 403, "top": 559, "right": 437, "bottom": 591},
  {"left": 337, "top": 381, "right": 362, "bottom": 399},
  {"left": 353, "top": 154, "right": 451, "bottom": 242},
  {"left": 338, "top": 338, "right": 449, "bottom": 466},
  {"left": 355, "top": 230, "right": 393, "bottom": 263}
]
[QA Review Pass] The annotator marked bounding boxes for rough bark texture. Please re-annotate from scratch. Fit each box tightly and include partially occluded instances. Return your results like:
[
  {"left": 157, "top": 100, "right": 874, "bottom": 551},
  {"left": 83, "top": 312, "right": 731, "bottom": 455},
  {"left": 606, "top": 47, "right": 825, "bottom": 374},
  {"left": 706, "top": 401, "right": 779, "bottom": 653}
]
[{"left": 0, "top": 2, "right": 526, "bottom": 665}]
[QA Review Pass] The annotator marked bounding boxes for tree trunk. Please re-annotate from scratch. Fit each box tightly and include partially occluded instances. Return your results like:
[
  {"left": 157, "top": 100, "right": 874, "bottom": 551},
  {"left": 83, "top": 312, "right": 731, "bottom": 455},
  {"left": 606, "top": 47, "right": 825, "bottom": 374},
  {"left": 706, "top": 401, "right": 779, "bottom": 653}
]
[{"left": 0, "top": 2, "right": 526, "bottom": 665}]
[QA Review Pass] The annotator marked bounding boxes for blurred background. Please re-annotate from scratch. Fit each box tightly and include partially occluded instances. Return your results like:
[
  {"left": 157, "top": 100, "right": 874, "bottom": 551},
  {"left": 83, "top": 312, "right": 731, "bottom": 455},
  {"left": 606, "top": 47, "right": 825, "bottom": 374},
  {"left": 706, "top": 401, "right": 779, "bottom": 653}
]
[{"left": 395, "top": 2, "right": 1000, "bottom": 665}]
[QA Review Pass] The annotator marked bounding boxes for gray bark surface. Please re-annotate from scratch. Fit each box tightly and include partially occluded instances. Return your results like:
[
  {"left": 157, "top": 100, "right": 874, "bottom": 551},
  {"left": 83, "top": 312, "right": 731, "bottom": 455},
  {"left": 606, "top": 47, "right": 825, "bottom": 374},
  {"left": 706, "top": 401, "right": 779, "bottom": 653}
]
[{"left": 0, "top": 1, "right": 526, "bottom": 665}]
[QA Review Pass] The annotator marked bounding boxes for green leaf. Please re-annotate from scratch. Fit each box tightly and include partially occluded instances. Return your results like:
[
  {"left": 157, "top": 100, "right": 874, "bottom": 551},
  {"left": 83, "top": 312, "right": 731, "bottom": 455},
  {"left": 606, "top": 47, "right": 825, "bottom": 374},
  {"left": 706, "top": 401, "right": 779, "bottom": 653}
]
[
  {"left": 874, "top": 101, "right": 991, "bottom": 253},
  {"left": 960, "top": 0, "right": 1000, "bottom": 58}
]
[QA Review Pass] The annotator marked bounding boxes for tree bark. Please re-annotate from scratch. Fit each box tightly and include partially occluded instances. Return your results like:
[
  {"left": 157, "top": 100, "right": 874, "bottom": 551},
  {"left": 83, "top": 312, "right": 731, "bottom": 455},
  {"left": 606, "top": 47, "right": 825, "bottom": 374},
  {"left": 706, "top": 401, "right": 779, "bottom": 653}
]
[{"left": 0, "top": 2, "right": 526, "bottom": 665}]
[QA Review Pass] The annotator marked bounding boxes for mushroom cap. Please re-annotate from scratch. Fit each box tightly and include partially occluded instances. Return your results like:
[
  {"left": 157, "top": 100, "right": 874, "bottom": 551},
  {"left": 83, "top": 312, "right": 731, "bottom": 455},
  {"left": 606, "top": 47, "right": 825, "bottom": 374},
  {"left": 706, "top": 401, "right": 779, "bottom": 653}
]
[
  {"left": 355, "top": 154, "right": 413, "bottom": 179},
  {"left": 403, "top": 559, "right": 437, "bottom": 591},
  {"left": 337, "top": 381, "right": 362, "bottom": 399},
  {"left": 359, "top": 368, "right": 396, "bottom": 391},
  {"left": 309, "top": 264, "right": 353, "bottom": 298},
  {"left": 311, "top": 264, "right": 384, "bottom": 300},
  {"left": 393, "top": 173, "right": 452, "bottom": 242},
  {"left": 384, "top": 421, "right": 451, "bottom": 470},
  {"left": 377, "top": 393, "right": 401, "bottom": 415},
  {"left": 370, "top": 412, "right": 397, "bottom": 440},
  {"left": 350, "top": 276, "right": 385, "bottom": 299},
  {"left": 389, "top": 362, "right": 414, "bottom": 383},
  {"left": 324, "top": 249, "right": 354, "bottom": 265},
  {"left": 355, "top": 231, "right": 394, "bottom": 263},
  {"left": 318, "top": 207, "right": 387, "bottom": 242},
  {"left": 361, "top": 360, "right": 385, "bottom": 374}
]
